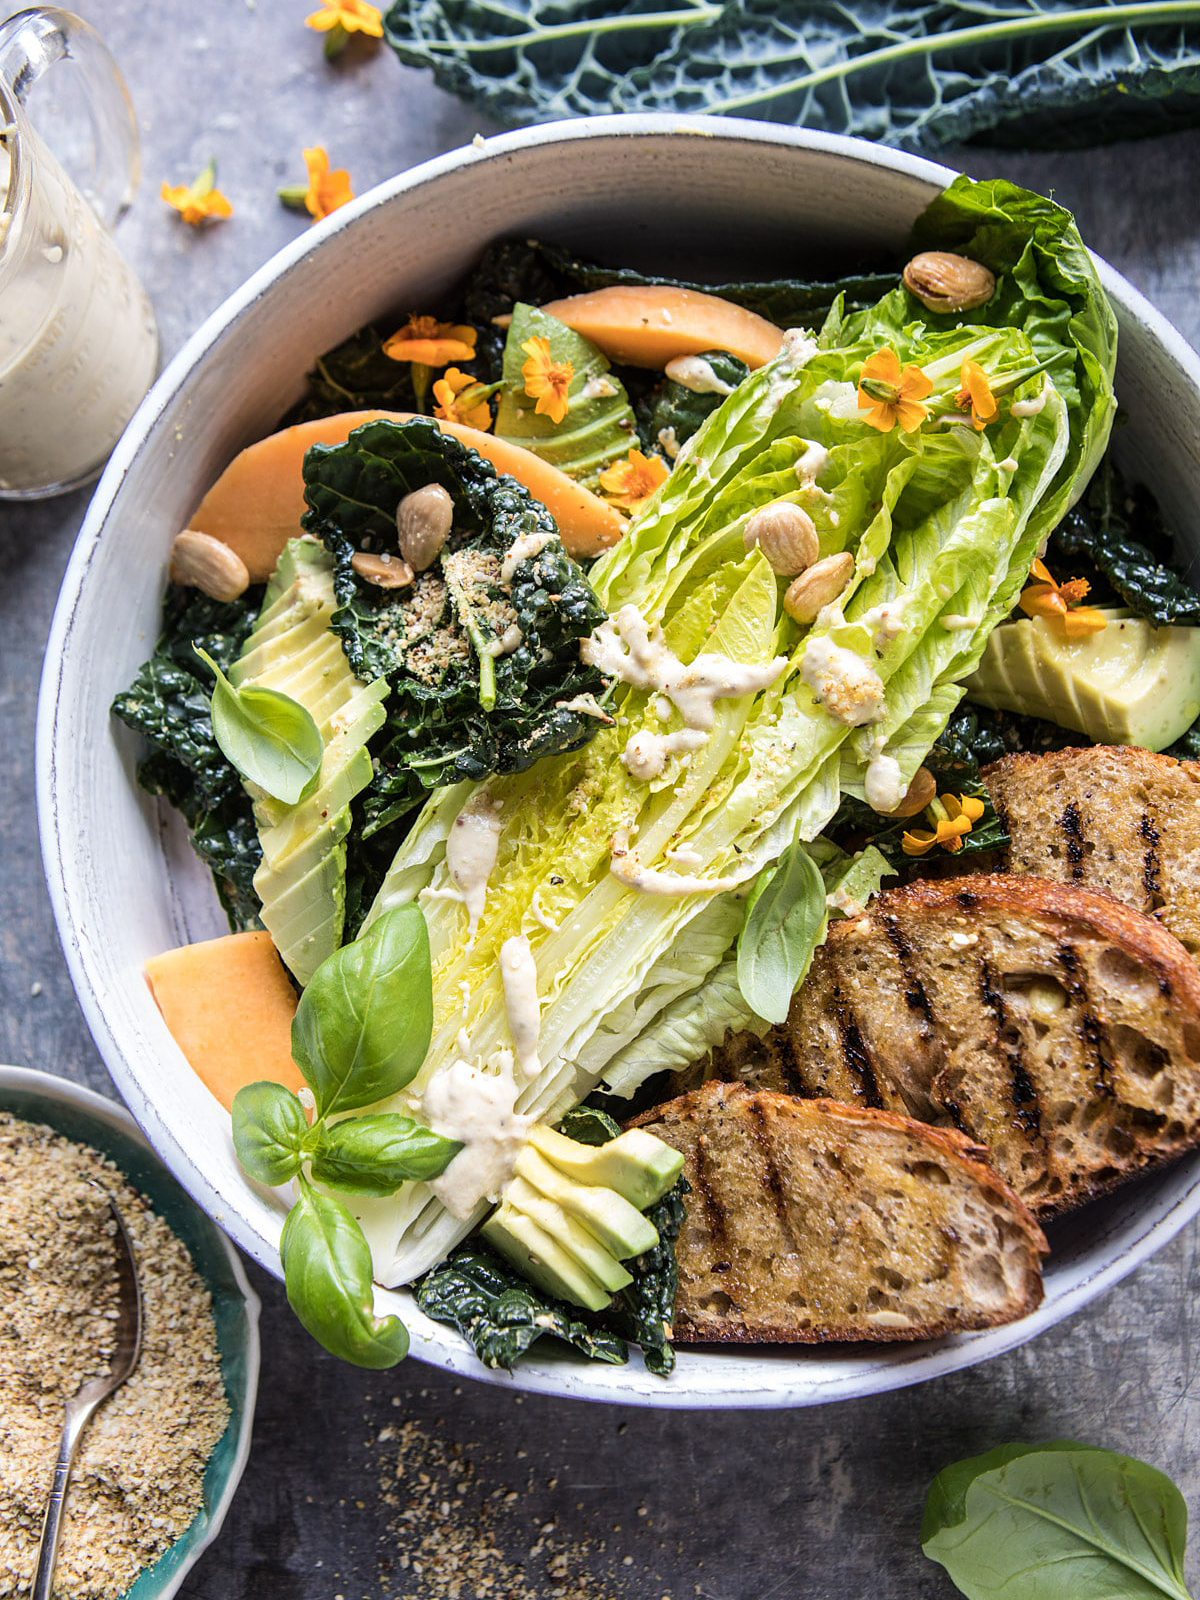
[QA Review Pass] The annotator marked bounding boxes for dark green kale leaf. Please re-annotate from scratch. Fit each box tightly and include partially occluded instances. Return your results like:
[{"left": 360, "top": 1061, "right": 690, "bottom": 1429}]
[
  {"left": 111, "top": 589, "right": 264, "bottom": 930},
  {"left": 603, "top": 1179, "right": 688, "bottom": 1378},
  {"left": 284, "top": 324, "right": 421, "bottom": 426},
  {"left": 414, "top": 1246, "right": 628, "bottom": 1371},
  {"left": 558, "top": 1105, "right": 622, "bottom": 1146},
  {"left": 635, "top": 350, "right": 749, "bottom": 458},
  {"left": 301, "top": 417, "right": 608, "bottom": 832},
  {"left": 1165, "top": 717, "right": 1200, "bottom": 762},
  {"left": 1049, "top": 456, "right": 1200, "bottom": 625}
]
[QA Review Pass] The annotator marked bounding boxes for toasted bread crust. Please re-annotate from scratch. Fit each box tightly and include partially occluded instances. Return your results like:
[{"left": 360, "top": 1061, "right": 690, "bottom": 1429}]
[
  {"left": 632, "top": 1082, "right": 1047, "bottom": 1345},
  {"left": 707, "top": 876, "right": 1200, "bottom": 1217},
  {"left": 983, "top": 745, "right": 1200, "bottom": 963}
]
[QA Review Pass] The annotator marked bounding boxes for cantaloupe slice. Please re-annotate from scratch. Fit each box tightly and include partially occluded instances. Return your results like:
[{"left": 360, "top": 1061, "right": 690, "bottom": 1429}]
[
  {"left": 145, "top": 930, "right": 305, "bottom": 1112},
  {"left": 187, "top": 410, "right": 627, "bottom": 580},
  {"left": 538, "top": 286, "right": 785, "bottom": 371}
]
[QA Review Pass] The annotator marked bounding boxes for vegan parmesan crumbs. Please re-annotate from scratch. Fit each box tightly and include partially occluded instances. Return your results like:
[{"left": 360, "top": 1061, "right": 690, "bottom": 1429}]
[{"left": 0, "top": 1115, "right": 230, "bottom": 1599}]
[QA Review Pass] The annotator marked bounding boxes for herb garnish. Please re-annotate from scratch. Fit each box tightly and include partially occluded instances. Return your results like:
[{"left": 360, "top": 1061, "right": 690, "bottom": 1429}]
[
  {"left": 194, "top": 648, "right": 324, "bottom": 806},
  {"left": 232, "top": 906, "right": 458, "bottom": 1367}
]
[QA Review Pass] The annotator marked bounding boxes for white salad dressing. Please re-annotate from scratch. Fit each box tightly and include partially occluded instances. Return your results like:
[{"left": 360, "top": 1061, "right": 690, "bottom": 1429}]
[
  {"left": 664, "top": 354, "right": 734, "bottom": 396},
  {"left": 621, "top": 727, "right": 707, "bottom": 782},
  {"left": 485, "top": 623, "right": 523, "bottom": 657},
  {"left": 499, "top": 935, "right": 542, "bottom": 1080},
  {"left": 941, "top": 612, "right": 981, "bottom": 631},
  {"left": 801, "top": 636, "right": 887, "bottom": 726},
  {"left": 581, "top": 373, "right": 618, "bottom": 400},
  {"left": 794, "top": 440, "right": 829, "bottom": 483},
  {"left": 555, "top": 692, "right": 613, "bottom": 722},
  {"left": 864, "top": 753, "right": 907, "bottom": 813},
  {"left": 500, "top": 529, "right": 556, "bottom": 583},
  {"left": 438, "top": 795, "right": 503, "bottom": 935},
  {"left": 609, "top": 828, "right": 741, "bottom": 898},
  {"left": 1010, "top": 388, "right": 1048, "bottom": 418},
  {"left": 422, "top": 1055, "right": 534, "bottom": 1219},
  {"left": 0, "top": 127, "right": 158, "bottom": 494},
  {"left": 859, "top": 597, "right": 908, "bottom": 649},
  {"left": 657, "top": 426, "right": 681, "bottom": 460}
]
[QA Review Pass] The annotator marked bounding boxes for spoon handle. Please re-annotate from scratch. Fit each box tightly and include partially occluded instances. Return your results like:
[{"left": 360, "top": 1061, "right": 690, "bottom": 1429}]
[{"left": 30, "top": 1397, "right": 98, "bottom": 1600}]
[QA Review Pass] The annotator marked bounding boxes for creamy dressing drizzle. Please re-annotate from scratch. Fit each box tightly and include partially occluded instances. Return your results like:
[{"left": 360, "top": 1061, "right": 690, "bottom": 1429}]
[
  {"left": 500, "top": 529, "right": 556, "bottom": 584},
  {"left": 664, "top": 355, "right": 734, "bottom": 396},
  {"left": 422, "top": 1055, "right": 534, "bottom": 1219},
  {"left": 657, "top": 426, "right": 680, "bottom": 460},
  {"left": 801, "top": 636, "right": 887, "bottom": 726},
  {"left": 609, "top": 829, "right": 741, "bottom": 898},
  {"left": 582, "top": 374, "right": 618, "bottom": 400},
  {"left": 795, "top": 440, "right": 828, "bottom": 483},
  {"left": 941, "top": 612, "right": 981, "bottom": 631},
  {"left": 500, "top": 935, "right": 542, "bottom": 1080},
  {"left": 441, "top": 795, "right": 503, "bottom": 935},
  {"left": 864, "top": 753, "right": 906, "bottom": 813},
  {"left": 1010, "top": 389, "right": 1048, "bottom": 418},
  {"left": 621, "top": 727, "right": 707, "bottom": 782},
  {"left": 556, "top": 692, "right": 614, "bottom": 723},
  {"left": 485, "top": 623, "right": 523, "bottom": 657}
]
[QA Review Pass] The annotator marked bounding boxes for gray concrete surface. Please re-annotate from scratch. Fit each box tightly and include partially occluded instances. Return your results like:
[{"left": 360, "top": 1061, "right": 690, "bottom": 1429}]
[{"left": 4, "top": 4, "right": 1200, "bottom": 1595}]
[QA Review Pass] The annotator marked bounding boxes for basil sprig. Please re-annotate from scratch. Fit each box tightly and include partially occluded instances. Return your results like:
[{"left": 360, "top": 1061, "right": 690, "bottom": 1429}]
[
  {"left": 923, "top": 1442, "right": 1193, "bottom": 1600},
  {"left": 232, "top": 906, "right": 459, "bottom": 1367},
  {"left": 736, "top": 842, "right": 827, "bottom": 1026},
  {"left": 195, "top": 645, "right": 323, "bottom": 805}
]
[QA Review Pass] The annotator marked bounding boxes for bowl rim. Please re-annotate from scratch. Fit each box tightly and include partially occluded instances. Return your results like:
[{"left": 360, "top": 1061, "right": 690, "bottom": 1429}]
[
  {"left": 36, "top": 112, "right": 1200, "bottom": 1409},
  {"left": 0, "top": 1062, "right": 261, "bottom": 1590}
]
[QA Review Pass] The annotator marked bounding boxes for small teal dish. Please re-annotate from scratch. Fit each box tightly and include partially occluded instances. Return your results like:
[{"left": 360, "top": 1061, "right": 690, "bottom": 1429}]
[{"left": 0, "top": 1064, "right": 260, "bottom": 1599}]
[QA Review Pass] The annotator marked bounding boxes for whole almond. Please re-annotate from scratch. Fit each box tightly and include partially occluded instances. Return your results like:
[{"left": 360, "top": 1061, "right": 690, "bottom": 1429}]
[
  {"left": 902, "top": 251, "right": 996, "bottom": 314},
  {"left": 743, "top": 501, "right": 819, "bottom": 577},
  {"left": 396, "top": 484, "right": 454, "bottom": 572},
  {"left": 169, "top": 529, "right": 250, "bottom": 602},
  {"left": 352, "top": 551, "right": 415, "bottom": 589},
  {"left": 783, "top": 552, "right": 855, "bottom": 624}
]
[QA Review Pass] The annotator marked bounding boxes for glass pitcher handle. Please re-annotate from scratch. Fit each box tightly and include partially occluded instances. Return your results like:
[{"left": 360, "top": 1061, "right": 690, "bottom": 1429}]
[{"left": 0, "top": 6, "right": 140, "bottom": 228}]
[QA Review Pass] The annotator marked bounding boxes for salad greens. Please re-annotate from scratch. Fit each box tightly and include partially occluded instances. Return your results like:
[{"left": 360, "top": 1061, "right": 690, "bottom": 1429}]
[
  {"left": 194, "top": 648, "right": 324, "bottom": 806},
  {"left": 923, "top": 1442, "right": 1193, "bottom": 1600},
  {"left": 636, "top": 350, "right": 750, "bottom": 460},
  {"left": 383, "top": 0, "right": 1200, "bottom": 151},
  {"left": 355, "top": 174, "right": 1117, "bottom": 1286},
  {"left": 111, "top": 589, "right": 264, "bottom": 929},
  {"left": 301, "top": 416, "right": 608, "bottom": 833},
  {"left": 232, "top": 906, "right": 458, "bottom": 1367}
]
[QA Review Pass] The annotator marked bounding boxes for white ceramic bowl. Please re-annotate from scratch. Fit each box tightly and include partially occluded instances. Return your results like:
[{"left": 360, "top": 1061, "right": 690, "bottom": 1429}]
[
  {"left": 38, "top": 117, "right": 1200, "bottom": 1408},
  {"left": 0, "top": 1065, "right": 260, "bottom": 1595}
]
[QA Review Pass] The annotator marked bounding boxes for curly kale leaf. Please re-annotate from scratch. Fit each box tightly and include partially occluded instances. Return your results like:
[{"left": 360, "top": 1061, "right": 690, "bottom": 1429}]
[
  {"left": 635, "top": 350, "right": 749, "bottom": 459},
  {"left": 414, "top": 1246, "right": 628, "bottom": 1371},
  {"left": 603, "top": 1178, "right": 688, "bottom": 1378},
  {"left": 1049, "top": 456, "right": 1200, "bottom": 625},
  {"left": 301, "top": 417, "right": 608, "bottom": 830},
  {"left": 111, "top": 589, "right": 264, "bottom": 929}
]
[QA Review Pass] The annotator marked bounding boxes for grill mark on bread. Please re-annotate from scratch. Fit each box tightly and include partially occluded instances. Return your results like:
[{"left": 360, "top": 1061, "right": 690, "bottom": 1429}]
[
  {"left": 690, "top": 1123, "right": 732, "bottom": 1257},
  {"left": 832, "top": 983, "right": 884, "bottom": 1108},
  {"left": 768, "top": 1028, "right": 807, "bottom": 1096},
  {"left": 1064, "top": 942, "right": 1115, "bottom": 1100},
  {"left": 1060, "top": 801, "right": 1085, "bottom": 880},
  {"left": 979, "top": 957, "right": 1041, "bottom": 1136},
  {"left": 883, "top": 914, "right": 934, "bottom": 1021},
  {"left": 1140, "top": 810, "right": 1163, "bottom": 907},
  {"left": 748, "top": 1097, "right": 791, "bottom": 1227}
]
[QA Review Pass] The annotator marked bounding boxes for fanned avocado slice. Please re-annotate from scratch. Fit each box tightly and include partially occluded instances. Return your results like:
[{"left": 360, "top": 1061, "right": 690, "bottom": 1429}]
[{"left": 235, "top": 538, "right": 389, "bottom": 985}]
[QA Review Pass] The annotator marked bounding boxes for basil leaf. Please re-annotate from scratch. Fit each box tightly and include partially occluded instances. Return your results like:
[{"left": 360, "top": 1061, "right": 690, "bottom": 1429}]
[
  {"left": 310, "top": 1114, "right": 461, "bottom": 1197},
  {"left": 736, "top": 843, "right": 827, "bottom": 1026},
  {"left": 194, "top": 646, "right": 323, "bottom": 805},
  {"left": 280, "top": 1180, "right": 409, "bottom": 1369},
  {"left": 291, "top": 905, "right": 433, "bottom": 1119},
  {"left": 231, "top": 1082, "right": 311, "bottom": 1187},
  {"left": 922, "top": 1442, "right": 1193, "bottom": 1600}
]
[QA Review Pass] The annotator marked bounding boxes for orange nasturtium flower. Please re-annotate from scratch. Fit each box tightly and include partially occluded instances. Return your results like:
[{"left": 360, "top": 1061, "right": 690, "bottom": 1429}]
[
  {"left": 598, "top": 448, "right": 669, "bottom": 513},
  {"left": 1019, "top": 558, "right": 1108, "bottom": 639},
  {"left": 956, "top": 359, "right": 999, "bottom": 431},
  {"left": 305, "top": 0, "right": 384, "bottom": 37},
  {"left": 857, "top": 347, "right": 933, "bottom": 433},
  {"left": 161, "top": 159, "right": 232, "bottom": 227},
  {"left": 433, "top": 368, "right": 494, "bottom": 432},
  {"left": 384, "top": 315, "right": 477, "bottom": 367},
  {"left": 521, "top": 336, "right": 574, "bottom": 425},
  {"left": 301, "top": 147, "right": 354, "bottom": 220},
  {"left": 902, "top": 793, "right": 986, "bottom": 858}
]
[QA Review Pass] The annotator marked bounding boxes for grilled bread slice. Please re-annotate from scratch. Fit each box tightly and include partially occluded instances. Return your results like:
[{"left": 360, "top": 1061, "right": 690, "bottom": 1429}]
[
  {"left": 630, "top": 1082, "right": 1047, "bottom": 1344},
  {"left": 983, "top": 745, "right": 1200, "bottom": 961},
  {"left": 709, "top": 877, "right": 1200, "bottom": 1216}
]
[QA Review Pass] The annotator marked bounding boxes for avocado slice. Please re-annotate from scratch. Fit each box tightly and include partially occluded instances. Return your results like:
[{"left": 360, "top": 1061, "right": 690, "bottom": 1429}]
[
  {"left": 482, "top": 1203, "right": 613, "bottom": 1313},
  {"left": 261, "top": 536, "right": 331, "bottom": 610},
  {"left": 514, "top": 1144, "right": 658, "bottom": 1261},
  {"left": 254, "top": 842, "right": 346, "bottom": 986},
  {"left": 504, "top": 1176, "right": 634, "bottom": 1294},
  {"left": 528, "top": 1123, "right": 685, "bottom": 1211},
  {"left": 966, "top": 610, "right": 1200, "bottom": 751}
]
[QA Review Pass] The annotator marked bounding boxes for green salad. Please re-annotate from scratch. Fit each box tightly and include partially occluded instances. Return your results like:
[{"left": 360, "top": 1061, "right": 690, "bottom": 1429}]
[{"left": 114, "top": 174, "right": 1200, "bottom": 1376}]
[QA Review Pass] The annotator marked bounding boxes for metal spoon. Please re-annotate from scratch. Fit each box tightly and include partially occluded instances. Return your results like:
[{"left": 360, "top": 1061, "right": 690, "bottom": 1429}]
[{"left": 30, "top": 1183, "right": 144, "bottom": 1600}]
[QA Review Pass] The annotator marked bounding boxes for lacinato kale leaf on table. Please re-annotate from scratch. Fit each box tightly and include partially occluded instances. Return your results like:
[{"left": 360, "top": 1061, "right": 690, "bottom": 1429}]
[
  {"left": 111, "top": 589, "right": 264, "bottom": 929},
  {"left": 1049, "top": 455, "right": 1200, "bottom": 625},
  {"left": 415, "top": 1246, "right": 629, "bottom": 1371},
  {"left": 385, "top": 1, "right": 1200, "bottom": 151},
  {"left": 301, "top": 417, "right": 609, "bottom": 834}
]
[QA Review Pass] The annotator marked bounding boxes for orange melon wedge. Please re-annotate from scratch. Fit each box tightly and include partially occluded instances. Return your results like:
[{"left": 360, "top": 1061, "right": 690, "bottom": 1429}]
[
  {"left": 187, "top": 410, "right": 627, "bottom": 580},
  {"left": 538, "top": 285, "right": 785, "bottom": 370}
]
